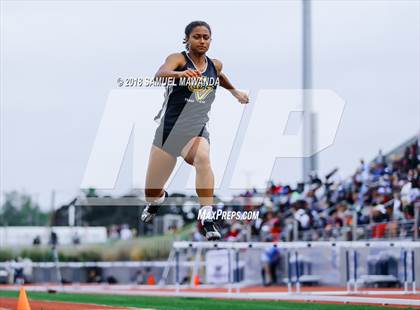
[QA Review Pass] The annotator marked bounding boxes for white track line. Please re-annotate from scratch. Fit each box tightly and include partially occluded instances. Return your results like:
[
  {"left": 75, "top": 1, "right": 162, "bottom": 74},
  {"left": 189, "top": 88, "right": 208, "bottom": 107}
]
[{"left": 1, "top": 285, "right": 419, "bottom": 307}]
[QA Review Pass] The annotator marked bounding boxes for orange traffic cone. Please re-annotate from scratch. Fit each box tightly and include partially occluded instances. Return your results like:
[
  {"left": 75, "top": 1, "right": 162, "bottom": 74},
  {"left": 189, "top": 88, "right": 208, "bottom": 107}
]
[
  {"left": 193, "top": 274, "right": 200, "bottom": 286},
  {"left": 17, "top": 287, "right": 31, "bottom": 310},
  {"left": 147, "top": 274, "right": 155, "bottom": 285}
]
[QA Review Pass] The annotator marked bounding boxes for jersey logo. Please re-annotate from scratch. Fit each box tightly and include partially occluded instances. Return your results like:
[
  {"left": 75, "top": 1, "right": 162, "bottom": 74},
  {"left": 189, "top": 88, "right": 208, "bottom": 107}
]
[{"left": 188, "top": 84, "right": 214, "bottom": 102}]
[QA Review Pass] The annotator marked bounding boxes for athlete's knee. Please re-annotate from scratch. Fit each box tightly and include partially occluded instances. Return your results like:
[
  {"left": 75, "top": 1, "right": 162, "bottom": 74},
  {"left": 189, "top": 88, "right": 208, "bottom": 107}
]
[{"left": 193, "top": 152, "right": 211, "bottom": 170}]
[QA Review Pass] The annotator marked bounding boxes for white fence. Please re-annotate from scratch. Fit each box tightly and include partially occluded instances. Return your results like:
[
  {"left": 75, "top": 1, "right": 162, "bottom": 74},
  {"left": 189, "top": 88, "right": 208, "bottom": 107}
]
[{"left": 0, "top": 226, "right": 107, "bottom": 247}]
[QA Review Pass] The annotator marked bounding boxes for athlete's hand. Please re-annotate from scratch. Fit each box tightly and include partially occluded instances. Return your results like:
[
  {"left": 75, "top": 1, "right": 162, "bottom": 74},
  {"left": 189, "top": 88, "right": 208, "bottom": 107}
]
[
  {"left": 179, "top": 69, "right": 202, "bottom": 78},
  {"left": 231, "top": 90, "right": 249, "bottom": 104}
]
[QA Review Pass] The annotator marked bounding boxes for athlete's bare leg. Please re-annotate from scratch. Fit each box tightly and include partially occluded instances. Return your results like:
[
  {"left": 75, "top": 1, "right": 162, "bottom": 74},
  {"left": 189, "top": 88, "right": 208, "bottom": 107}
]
[
  {"left": 144, "top": 145, "right": 177, "bottom": 203},
  {"left": 181, "top": 136, "right": 220, "bottom": 240},
  {"left": 181, "top": 137, "right": 214, "bottom": 206}
]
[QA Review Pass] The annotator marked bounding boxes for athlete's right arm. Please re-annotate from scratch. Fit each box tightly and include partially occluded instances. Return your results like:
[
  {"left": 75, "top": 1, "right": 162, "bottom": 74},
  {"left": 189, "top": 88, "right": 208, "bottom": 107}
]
[{"left": 154, "top": 53, "right": 201, "bottom": 79}]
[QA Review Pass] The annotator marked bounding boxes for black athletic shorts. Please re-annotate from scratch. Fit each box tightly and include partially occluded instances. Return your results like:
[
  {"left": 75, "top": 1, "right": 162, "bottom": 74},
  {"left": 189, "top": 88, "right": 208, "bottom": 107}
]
[{"left": 152, "top": 124, "right": 210, "bottom": 158}]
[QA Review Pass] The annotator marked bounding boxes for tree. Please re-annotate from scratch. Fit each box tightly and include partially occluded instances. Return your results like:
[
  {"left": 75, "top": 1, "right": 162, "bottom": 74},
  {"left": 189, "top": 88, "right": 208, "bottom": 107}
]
[{"left": 0, "top": 191, "right": 49, "bottom": 226}]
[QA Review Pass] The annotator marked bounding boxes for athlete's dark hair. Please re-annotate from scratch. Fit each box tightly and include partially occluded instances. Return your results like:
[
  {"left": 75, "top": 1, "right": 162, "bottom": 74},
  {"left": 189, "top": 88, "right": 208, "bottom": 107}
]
[{"left": 183, "top": 21, "right": 212, "bottom": 51}]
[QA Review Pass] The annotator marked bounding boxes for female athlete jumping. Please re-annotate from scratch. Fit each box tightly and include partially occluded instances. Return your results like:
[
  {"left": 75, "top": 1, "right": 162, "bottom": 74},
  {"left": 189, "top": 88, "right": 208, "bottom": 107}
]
[{"left": 141, "top": 21, "right": 249, "bottom": 240}]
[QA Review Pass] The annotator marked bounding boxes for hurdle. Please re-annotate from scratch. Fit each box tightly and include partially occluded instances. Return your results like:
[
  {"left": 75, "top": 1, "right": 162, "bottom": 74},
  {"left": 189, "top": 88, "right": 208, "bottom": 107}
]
[
  {"left": 412, "top": 250, "right": 416, "bottom": 294},
  {"left": 345, "top": 250, "right": 351, "bottom": 293},
  {"left": 402, "top": 250, "right": 417, "bottom": 294},
  {"left": 235, "top": 249, "right": 241, "bottom": 293},
  {"left": 404, "top": 250, "right": 408, "bottom": 293},
  {"left": 169, "top": 241, "right": 419, "bottom": 295},
  {"left": 175, "top": 250, "right": 180, "bottom": 293},
  {"left": 345, "top": 247, "right": 418, "bottom": 294},
  {"left": 353, "top": 250, "right": 358, "bottom": 293},
  {"left": 295, "top": 251, "right": 301, "bottom": 294},
  {"left": 287, "top": 251, "right": 292, "bottom": 293}
]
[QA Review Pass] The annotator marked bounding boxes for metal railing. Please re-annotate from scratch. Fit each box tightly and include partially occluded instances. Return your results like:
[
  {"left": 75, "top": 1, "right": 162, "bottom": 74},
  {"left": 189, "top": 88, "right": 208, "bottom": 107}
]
[{"left": 287, "top": 219, "right": 416, "bottom": 242}]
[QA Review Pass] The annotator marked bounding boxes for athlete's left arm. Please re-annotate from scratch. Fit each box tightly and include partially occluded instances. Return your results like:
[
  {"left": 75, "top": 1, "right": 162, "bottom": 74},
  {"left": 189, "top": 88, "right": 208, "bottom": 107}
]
[{"left": 212, "top": 59, "right": 249, "bottom": 104}]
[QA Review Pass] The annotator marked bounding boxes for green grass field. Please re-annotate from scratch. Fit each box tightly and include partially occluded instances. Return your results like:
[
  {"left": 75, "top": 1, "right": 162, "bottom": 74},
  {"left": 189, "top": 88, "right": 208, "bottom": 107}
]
[{"left": 0, "top": 290, "right": 415, "bottom": 310}]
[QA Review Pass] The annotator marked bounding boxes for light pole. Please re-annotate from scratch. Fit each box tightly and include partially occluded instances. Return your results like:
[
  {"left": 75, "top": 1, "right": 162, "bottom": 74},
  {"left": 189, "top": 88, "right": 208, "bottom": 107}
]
[{"left": 302, "top": 0, "right": 318, "bottom": 182}]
